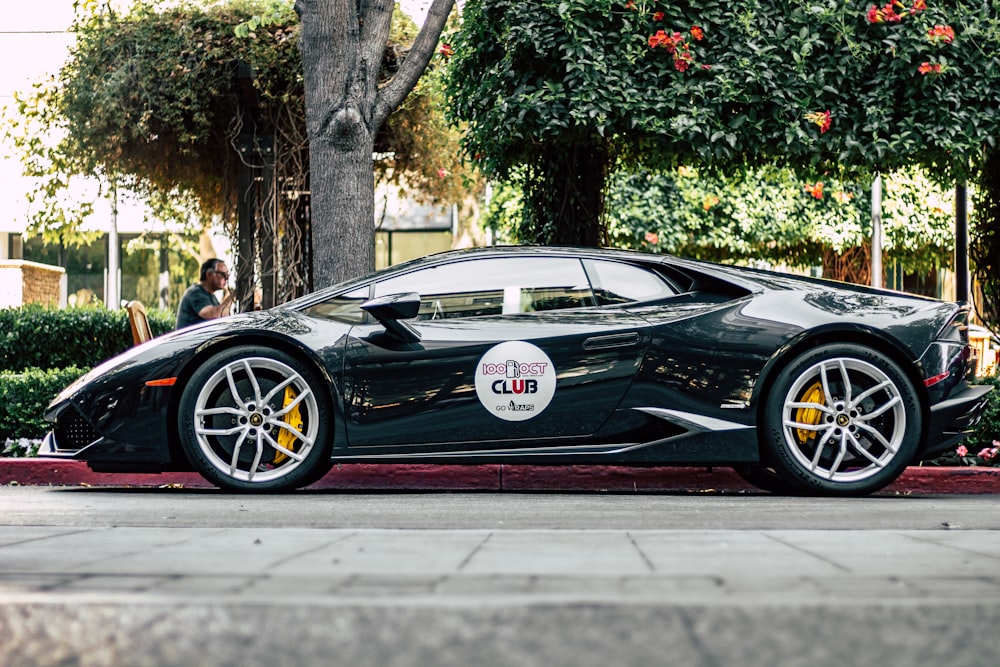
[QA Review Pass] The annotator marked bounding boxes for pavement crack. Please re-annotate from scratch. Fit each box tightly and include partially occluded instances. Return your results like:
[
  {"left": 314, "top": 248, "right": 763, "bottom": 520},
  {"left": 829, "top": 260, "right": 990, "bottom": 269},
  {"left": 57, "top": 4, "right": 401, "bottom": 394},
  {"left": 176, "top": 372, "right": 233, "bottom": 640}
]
[
  {"left": 904, "top": 532, "right": 1000, "bottom": 563},
  {"left": 457, "top": 532, "right": 492, "bottom": 571},
  {"left": 626, "top": 531, "right": 656, "bottom": 572},
  {"left": 265, "top": 531, "right": 358, "bottom": 570},
  {"left": 764, "top": 532, "right": 852, "bottom": 573}
]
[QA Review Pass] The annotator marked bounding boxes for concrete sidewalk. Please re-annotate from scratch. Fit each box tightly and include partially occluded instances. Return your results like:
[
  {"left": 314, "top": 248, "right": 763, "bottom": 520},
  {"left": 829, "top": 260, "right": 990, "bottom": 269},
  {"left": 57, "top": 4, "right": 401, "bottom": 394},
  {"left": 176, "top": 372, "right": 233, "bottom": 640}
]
[{"left": 1, "top": 459, "right": 998, "bottom": 493}]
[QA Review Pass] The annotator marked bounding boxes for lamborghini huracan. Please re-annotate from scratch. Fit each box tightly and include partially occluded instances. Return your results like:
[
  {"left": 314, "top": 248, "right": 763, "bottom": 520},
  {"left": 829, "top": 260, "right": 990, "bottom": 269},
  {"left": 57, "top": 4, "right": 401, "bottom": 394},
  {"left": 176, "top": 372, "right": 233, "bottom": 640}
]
[{"left": 41, "top": 246, "right": 990, "bottom": 495}]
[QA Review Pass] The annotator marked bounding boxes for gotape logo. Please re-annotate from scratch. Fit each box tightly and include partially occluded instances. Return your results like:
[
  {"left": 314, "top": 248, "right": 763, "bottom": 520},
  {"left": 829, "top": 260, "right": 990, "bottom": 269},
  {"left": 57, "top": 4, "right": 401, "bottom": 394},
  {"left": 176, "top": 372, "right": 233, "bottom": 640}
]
[{"left": 474, "top": 341, "right": 556, "bottom": 421}]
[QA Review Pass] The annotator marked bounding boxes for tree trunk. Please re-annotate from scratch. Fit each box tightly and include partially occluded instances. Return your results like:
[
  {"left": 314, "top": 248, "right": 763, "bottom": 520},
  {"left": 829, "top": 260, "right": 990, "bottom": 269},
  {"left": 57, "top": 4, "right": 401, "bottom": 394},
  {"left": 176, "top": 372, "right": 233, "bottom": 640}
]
[
  {"left": 520, "top": 142, "right": 608, "bottom": 246},
  {"left": 296, "top": 0, "right": 454, "bottom": 289}
]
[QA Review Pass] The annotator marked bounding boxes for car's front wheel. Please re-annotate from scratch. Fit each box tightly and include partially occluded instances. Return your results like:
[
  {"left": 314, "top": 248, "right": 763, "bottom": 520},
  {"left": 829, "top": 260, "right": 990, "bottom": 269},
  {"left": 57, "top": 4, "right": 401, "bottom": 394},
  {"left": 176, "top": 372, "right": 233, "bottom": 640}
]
[
  {"left": 178, "top": 346, "right": 333, "bottom": 492},
  {"left": 761, "top": 343, "right": 921, "bottom": 496}
]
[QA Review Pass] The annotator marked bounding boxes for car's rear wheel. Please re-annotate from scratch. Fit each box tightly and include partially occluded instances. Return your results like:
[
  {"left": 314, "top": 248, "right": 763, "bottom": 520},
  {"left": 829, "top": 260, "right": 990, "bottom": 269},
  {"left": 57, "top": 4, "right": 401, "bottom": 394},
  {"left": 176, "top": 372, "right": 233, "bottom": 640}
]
[
  {"left": 178, "top": 346, "right": 333, "bottom": 492},
  {"left": 761, "top": 343, "right": 921, "bottom": 496}
]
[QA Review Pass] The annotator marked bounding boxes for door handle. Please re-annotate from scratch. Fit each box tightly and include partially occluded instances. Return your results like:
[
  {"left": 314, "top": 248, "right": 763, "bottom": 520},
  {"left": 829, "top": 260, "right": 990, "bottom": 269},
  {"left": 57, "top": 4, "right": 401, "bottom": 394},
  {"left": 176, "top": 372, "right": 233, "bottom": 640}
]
[{"left": 582, "top": 332, "right": 641, "bottom": 350}]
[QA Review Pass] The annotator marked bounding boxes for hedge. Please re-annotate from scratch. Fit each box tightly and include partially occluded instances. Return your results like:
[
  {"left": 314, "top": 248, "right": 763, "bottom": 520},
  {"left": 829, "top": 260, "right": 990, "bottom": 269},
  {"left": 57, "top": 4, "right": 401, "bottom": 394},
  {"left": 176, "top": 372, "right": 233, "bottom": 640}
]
[
  {"left": 0, "top": 305, "right": 175, "bottom": 445},
  {"left": 0, "top": 304, "right": 175, "bottom": 372},
  {"left": 0, "top": 366, "right": 89, "bottom": 441}
]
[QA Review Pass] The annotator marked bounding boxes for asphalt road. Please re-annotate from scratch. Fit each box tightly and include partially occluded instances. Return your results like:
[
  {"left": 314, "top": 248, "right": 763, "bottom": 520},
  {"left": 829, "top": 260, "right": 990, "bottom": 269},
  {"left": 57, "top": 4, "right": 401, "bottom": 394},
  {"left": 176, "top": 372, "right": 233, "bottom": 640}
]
[{"left": 1, "top": 487, "right": 998, "bottom": 667}]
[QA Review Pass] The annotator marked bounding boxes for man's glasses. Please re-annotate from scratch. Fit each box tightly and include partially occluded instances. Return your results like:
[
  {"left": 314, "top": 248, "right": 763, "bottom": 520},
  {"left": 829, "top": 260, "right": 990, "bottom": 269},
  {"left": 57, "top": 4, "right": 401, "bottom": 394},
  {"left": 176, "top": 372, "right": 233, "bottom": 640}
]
[{"left": 212, "top": 269, "right": 229, "bottom": 279}]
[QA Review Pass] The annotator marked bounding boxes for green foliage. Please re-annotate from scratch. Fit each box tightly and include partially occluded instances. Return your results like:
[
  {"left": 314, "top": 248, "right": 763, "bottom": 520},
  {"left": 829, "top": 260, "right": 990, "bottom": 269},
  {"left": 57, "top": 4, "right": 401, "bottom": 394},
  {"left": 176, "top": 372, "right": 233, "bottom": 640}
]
[
  {"left": 0, "top": 304, "right": 174, "bottom": 446},
  {"left": 486, "top": 165, "right": 956, "bottom": 272},
  {"left": 448, "top": 0, "right": 1000, "bottom": 181},
  {"left": 5, "top": 0, "right": 470, "bottom": 238},
  {"left": 0, "top": 367, "right": 88, "bottom": 441},
  {"left": 50, "top": 0, "right": 302, "bottom": 218},
  {"left": 969, "top": 374, "right": 1000, "bottom": 454},
  {"left": 0, "top": 304, "right": 174, "bottom": 373},
  {"left": 447, "top": 0, "right": 1000, "bottom": 245}
]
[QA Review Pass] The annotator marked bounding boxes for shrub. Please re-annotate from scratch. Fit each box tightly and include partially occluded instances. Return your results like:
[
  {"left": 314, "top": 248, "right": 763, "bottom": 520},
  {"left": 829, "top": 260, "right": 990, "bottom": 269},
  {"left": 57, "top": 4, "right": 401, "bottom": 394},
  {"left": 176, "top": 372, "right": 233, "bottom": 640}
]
[
  {"left": 0, "top": 304, "right": 175, "bottom": 372},
  {"left": 928, "top": 373, "right": 1000, "bottom": 467},
  {"left": 0, "top": 366, "right": 89, "bottom": 441}
]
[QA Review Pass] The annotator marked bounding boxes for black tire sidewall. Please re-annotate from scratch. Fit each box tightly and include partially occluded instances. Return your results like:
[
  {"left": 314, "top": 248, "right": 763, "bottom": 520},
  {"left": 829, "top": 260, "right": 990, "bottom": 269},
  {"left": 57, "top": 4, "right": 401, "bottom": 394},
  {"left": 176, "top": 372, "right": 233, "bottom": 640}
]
[
  {"left": 178, "top": 345, "right": 333, "bottom": 492},
  {"left": 762, "top": 343, "right": 921, "bottom": 496}
]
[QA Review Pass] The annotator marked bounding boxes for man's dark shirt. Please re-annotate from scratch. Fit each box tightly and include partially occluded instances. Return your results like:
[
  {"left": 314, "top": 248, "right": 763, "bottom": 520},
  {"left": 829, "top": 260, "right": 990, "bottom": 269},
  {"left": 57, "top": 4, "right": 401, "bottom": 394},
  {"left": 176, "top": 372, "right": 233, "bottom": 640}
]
[{"left": 176, "top": 284, "right": 220, "bottom": 329}]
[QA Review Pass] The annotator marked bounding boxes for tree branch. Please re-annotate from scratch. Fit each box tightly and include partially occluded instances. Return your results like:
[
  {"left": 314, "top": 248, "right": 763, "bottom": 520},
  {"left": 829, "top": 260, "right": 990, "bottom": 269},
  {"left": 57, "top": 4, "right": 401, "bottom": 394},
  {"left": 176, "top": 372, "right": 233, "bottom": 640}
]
[{"left": 373, "top": 0, "right": 454, "bottom": 129}]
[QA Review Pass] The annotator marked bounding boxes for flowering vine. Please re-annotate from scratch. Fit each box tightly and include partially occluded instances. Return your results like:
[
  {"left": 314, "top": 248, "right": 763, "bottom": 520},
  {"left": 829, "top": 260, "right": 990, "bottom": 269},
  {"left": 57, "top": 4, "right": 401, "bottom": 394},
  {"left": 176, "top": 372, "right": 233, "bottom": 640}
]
[
  {"left": 863, "top": 4, "right": 957, "bottom": 77},
  {"left": 805, "top": 109, "right": 832, "bottom": 134},
  {"left": 927, "top": 24, "right": 955, "bottom": 44},
  {"left": 648, "top": 26, "right": 704, "bottom": 72},
  {"left": 865, "top": 0, "right": 927, "bottom": 24}
]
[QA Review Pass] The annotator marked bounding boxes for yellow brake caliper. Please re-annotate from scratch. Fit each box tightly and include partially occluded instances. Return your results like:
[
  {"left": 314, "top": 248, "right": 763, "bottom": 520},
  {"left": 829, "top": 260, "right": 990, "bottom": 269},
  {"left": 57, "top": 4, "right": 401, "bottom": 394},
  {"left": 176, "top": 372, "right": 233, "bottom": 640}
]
[
  {"left": 272, "top": 386, "right": 303, "bottom": 464},
  {"left": 794, "top": 381, "right": 825, "bottom": 444}
]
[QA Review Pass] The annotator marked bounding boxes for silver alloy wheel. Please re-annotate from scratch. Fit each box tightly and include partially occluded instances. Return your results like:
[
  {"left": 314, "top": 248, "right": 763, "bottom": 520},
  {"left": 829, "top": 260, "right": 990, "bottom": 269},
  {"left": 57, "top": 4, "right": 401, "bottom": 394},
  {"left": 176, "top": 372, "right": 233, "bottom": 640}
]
[
  {"left": 780, "top": 356, "right": 905, "bottom": 483},
  {"left": 192, "top": 356, "right": 320, "bottom": 483}
]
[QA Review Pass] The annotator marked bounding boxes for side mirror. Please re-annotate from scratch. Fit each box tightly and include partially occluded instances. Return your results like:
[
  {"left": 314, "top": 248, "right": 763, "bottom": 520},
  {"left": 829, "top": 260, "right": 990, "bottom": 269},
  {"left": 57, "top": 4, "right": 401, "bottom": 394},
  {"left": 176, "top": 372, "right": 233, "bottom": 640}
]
[{"left": 361, "top": 293, "right": 422, "bottom": 343}]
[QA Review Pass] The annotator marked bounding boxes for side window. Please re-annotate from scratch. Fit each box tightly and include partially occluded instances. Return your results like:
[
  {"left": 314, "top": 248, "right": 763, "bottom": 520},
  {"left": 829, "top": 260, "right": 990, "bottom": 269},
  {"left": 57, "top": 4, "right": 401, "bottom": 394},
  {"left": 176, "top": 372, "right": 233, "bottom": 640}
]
[
  {"left": 302, "top": 286, "right": 371, "bottom": 323},
  {"left": 585, "top": 260, "right": 678, "bottom": 305},
  {"left": 374, "top": 257, "right": 596, "bottom": 320}
]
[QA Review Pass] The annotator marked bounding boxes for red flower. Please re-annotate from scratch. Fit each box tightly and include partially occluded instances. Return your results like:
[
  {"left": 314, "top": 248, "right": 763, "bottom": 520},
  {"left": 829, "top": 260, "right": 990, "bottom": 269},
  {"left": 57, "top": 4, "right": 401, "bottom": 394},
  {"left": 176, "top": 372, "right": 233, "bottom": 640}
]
[
  {"left": 867, "top": 2, "right": 903, "bottom": 23},
  {"left": 918, "top": 61, "right": 943, "bottom": 75},
  {"left": 649, "top": 27, "right": 700, "bottom": 72},
  {"left": 438, "top": 43, "right": 454, "bottom": 58},
  {"left": 805, "top": 110, "right": 832, "bottom": 134},
  {"left": 625, "top": 0, "right": 637, "bottom": 10},
  {"left": 804, "top": 182, "right": 824, "bottom": 200},
  {"left": 910, "top": 0, "right": 927, "bottom": 13},
  {"left": 690, "top": 25, "right": 704, "bottom": 41},
  {"left": 927, "top": 25, "right": 955, "bottom": 45},
  {"left": 653, "top": 11, "right": 665, "bottom": 21}
]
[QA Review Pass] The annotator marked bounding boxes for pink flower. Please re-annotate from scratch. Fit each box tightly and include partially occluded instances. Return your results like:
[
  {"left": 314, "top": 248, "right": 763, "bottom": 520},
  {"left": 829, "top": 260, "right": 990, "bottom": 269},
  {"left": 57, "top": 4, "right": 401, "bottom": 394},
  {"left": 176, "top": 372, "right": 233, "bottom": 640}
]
[
  {"left": 918, "top": 62, "right": 943, "bottom": 75},
  {"left": 644, "top": 231, "right": 659, "bottom": 245},
  {"left": 437, "top": 168, "right": 448, "bottom": 178},
  {"left": 977, "top": 447, "right": 994, "bottom": 460},
  {"left": 956, "top": 445, "right": 969, "bottom": 457}
]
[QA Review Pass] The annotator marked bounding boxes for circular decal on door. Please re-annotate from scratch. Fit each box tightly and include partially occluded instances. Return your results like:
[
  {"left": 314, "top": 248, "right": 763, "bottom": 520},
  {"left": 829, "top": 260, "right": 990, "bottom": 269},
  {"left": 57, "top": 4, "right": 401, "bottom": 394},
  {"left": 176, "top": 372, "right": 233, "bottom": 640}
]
[{"left": 475, "top": 341, "right": 556, "bottom": 421}]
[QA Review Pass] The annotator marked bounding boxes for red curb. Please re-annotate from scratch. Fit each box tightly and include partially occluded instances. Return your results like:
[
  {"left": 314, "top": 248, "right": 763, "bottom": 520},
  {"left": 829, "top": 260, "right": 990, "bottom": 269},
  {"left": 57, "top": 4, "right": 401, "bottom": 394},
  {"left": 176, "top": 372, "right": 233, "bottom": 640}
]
[
  {"left": 499, "top": 465, "right": 756, "bottom": 493},
  {"left": 1, "top": 459, "right": 998, "bottom": 493}
]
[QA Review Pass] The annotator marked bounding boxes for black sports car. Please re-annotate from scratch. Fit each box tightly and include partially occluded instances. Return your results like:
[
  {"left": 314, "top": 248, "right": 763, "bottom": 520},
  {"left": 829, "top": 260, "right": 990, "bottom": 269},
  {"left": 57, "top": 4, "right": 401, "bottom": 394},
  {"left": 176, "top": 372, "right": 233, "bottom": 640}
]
[{"left": 41, "top": 246, "right": 990, "bottom": 495}]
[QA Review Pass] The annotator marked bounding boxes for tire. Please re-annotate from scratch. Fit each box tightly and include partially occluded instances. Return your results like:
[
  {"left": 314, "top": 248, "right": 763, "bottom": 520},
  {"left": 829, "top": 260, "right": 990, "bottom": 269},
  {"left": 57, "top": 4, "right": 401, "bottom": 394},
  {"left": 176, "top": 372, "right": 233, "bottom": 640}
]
[
  {"left": 761, "top": 343, "right": 921, "bottom": 496},
  {"left": 178, "top": 346, "right": 333, "bottom": 492}
]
